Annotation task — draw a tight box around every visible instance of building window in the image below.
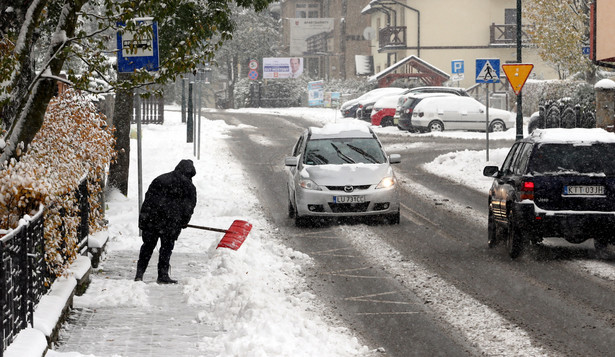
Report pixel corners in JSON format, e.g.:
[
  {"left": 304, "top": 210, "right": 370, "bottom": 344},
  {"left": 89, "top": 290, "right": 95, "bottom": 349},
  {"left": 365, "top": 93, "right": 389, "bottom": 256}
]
[{"left": 296, "top": 3, "right": 320, "bottom": 18}]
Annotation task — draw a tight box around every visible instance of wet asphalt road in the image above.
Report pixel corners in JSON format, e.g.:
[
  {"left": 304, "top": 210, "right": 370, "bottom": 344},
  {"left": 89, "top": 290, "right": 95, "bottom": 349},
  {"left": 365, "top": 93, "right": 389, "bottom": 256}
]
[{"left": 205, "top": 110, "right": 615, "bottom": 357}]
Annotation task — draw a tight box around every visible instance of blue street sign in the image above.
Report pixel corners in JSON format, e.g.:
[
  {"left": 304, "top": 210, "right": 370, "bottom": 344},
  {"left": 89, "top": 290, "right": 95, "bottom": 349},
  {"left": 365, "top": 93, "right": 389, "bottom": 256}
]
[
  {"left": 117, "top": 19, "right": 159, "bottom": 73},
  {"left": 452, "top": 60, "right": 464, "bottom": 74},
  {"left": 475, "top": 59, "right": 500, "bottom": 83},
  {"left": 582, "top": 46, "right": 590, "bottom": 56}
]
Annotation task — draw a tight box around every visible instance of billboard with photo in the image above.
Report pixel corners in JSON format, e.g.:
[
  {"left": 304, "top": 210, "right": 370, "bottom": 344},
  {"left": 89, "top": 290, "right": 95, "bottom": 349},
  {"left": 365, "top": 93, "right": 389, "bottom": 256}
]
[
  {"left": 289, "top": 18, "right": 335, "bottom": 56},
  {"left": 263, "top": 57, "right": 304, "bottom": 79}
]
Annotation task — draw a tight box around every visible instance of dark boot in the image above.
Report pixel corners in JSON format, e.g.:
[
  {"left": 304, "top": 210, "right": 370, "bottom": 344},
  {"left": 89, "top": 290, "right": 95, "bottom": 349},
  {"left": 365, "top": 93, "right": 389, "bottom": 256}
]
[
  {"left": 156, "top": 275, "right": 178, "bottom": 284},
  {"left": 157, "top": 261, "right": 177, "bottom": 284},
  {"left": 134, "top": 260, "right": 148, "bottom": 281}
]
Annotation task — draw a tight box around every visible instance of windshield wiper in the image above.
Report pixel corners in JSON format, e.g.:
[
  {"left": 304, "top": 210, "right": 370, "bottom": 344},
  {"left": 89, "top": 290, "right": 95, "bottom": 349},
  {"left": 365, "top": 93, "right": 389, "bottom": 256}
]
[
  {"left": 330, "top": 143, "right": 355, "bottom": 163},
  {"left": 346, "top": 143, "right": 379, "bottom": 163},
  {"left": 305, "top": 151, "right": 328, "bottom": 165}
]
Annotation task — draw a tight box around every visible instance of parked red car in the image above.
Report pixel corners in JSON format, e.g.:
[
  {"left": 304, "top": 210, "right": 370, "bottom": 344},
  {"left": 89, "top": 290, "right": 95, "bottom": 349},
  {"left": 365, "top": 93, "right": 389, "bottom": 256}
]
[{"left": 370, "top": 94, "right": 404, "bottom": 127}]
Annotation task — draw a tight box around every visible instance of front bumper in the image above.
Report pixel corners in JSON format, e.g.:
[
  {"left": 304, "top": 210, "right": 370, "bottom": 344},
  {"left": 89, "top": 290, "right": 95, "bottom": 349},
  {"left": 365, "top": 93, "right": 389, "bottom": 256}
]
[{"left": 295, "top": 185, "right": 400, "bottom": 218}]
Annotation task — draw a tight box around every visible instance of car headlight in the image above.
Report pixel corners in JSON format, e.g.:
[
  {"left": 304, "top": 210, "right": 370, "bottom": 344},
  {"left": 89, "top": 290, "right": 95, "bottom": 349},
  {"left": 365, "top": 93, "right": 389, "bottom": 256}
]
[
  {"left": 299, "top": 179, "right": 322, "bottom": 191},
  {"left": 376, "top": 176, "right": 396, "bottom": 189}
]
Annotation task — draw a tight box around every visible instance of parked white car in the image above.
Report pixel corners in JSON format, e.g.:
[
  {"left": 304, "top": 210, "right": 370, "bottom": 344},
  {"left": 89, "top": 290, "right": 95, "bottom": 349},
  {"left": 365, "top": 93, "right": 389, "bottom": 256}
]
[{"left": 410, "top": 96, "right": 514, "bottom": 132}]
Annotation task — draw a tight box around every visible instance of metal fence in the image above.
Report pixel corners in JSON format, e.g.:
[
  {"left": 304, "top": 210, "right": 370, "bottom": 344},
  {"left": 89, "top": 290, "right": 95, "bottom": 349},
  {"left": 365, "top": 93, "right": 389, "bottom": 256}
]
[
  {"left": 529, "top": 100, "right": 596, "bottom": 133},
  {"left": 0, "top": 208, "right": 47, "bottom": 355},
  {"left": 0, "top": 179, "right": 90, "bottom": 356},
  {"left": 131, "top": 94, "right": 164, "bottom": 125}
]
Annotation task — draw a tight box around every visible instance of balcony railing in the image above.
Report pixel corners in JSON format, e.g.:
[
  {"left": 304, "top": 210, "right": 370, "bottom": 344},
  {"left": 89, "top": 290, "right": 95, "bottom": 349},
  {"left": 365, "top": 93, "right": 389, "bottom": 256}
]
[
  {"left": 490, "top": 23, "right": 534, "bottom": 45},
  {"left": 378, "top": 26, "right": 406, "bottom": 50}
]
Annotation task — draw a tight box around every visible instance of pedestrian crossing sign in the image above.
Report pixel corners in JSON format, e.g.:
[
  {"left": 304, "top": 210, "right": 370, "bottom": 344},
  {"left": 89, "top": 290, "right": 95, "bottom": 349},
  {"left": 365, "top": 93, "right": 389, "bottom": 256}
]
[{"left": 475, "top": 59, "right": 500, "bottom": 83}]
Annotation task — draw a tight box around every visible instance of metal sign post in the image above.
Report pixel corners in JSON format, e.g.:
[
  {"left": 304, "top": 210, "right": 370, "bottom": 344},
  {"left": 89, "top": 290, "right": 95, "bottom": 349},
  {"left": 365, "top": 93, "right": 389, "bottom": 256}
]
[
  {"left": 135, "top": 89, "right": 143, "bottom": 231},
  {"left": 117, "top": 18, "right": 160, "bottom": 236},
  {"left": 475, "top": 58, "right": 501, "bottom": 162}
]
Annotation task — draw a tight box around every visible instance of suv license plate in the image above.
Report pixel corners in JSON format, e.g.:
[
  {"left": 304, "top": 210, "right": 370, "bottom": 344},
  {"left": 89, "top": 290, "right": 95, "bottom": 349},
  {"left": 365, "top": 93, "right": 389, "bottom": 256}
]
[
  {"left": 334, "top": 195, "right": 366, "bottom": 203},
  {"left": 564, "top": 185, "right": 605, "bottom": 195}
]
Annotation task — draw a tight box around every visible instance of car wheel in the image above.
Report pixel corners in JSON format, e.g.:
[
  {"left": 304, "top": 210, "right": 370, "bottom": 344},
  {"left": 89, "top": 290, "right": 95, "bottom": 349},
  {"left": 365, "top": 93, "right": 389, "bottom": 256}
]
[
  {"left": 428, "top": 120, "right": 444, "bottom": 132},
  {"left": 506, "top": 211, "right": 524, "bottom": 259},
  {"left": 295, "top": 214, "right": 311, "bottom": 227},
  {"left": 288, "top": 196, "right": 295, "bottom": 218},
  {"left": 381, "top": 117, "right": 394, "bottom": 127},
  {"left": 489, "top": 120, "right": 506, "bottom": 132},
  {"left": 487, "top": 210, "right": 498, "bottom": 248},
  {"left": 385, "top": 209, "right": 400, "bottom": 225}
]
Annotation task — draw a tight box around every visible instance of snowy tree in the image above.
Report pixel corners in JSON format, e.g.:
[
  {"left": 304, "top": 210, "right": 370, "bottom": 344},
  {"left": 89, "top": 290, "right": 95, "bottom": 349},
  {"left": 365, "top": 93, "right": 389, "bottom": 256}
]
[
  {"left": 213, "top": 3, "right": 281, "bottom": 108},
  {"left": 523, "top": 0, "right": 595, "bottom": 80},
  {"left": 0, "top": 0, "right": 275, "bottom": 172}
]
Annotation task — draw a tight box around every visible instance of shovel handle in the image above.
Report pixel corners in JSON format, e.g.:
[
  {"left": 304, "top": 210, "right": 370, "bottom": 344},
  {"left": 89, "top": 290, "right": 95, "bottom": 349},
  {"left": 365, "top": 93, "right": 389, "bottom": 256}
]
[{"left": 186, "top": 224, "right": 228, "bottom": 234}]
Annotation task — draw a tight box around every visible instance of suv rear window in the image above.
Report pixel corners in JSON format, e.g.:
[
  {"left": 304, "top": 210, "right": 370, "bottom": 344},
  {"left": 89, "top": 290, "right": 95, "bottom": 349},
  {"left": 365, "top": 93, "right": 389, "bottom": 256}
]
[
  {"left": 304, "top": 138, "right": 386, "bottom": 165},
  {"left": 528, "top": 143, "right": 615, "bottom": 175}
]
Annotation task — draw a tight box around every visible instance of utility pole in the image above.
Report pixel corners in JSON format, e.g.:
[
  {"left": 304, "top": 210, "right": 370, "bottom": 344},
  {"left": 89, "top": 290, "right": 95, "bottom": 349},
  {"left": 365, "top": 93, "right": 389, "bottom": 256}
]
[{"left": 516, "top": 0, "right": 523, "bottom": 140}]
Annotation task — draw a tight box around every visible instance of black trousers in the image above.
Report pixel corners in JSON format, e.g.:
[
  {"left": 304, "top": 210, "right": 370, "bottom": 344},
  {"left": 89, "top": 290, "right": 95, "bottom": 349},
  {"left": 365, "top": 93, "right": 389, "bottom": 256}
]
[{"left": 136, "top": 228, "right": 180, "bottom": 278}]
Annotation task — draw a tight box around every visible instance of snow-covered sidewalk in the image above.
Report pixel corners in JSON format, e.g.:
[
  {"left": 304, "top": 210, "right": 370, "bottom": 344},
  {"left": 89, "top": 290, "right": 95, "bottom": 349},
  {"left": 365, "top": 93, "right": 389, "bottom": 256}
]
[{"left": 40, "top": 107, "right": 374, "bottom": 357}]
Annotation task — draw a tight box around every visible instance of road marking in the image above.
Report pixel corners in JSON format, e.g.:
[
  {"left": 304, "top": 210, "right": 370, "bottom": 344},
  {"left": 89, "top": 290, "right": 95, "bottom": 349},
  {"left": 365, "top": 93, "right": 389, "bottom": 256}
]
[
  {"left": 400, "top": 203, "right": 424, "bottom": 226},
  {"left": 345, "top": 291, "right": 419, "bottom": 306},
  {"left": 310, "top": 247, "right": 357, "bottom": 258},
  {"left": 400, "top": 202, "right": 457, "bottom": 241},
  {"left": 325, "top": 267, "right": 384, "bottom": 279},
  {"left": 355, "top": 311, "right": 422, "bottom": 316}
]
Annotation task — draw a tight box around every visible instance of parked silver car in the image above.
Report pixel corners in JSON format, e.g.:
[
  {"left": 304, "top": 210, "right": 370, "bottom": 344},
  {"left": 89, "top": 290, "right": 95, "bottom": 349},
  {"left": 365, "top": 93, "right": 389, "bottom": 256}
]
[
  {"left": 411, "top": 96, "right": 514, "bottom": 132},
  {"left": 285, "top": 123, "right": 401, "bottom": 226}
]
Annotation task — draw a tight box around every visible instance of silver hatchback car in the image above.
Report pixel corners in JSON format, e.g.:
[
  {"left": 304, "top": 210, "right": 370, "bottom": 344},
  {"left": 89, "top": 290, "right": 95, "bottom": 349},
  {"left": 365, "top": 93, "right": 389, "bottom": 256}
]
[{"left": 285, "top": 123, "right": 401, "bottom": 226}]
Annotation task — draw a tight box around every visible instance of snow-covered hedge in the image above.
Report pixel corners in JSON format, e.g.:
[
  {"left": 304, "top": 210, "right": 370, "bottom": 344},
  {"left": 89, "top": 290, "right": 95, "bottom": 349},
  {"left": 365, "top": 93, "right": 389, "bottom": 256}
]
[
  {"left": 515, "top": 79, "right": 595, "bottom": 116},
  {"left": 0, "top": 89, "right": 115, "bottom": 279}
]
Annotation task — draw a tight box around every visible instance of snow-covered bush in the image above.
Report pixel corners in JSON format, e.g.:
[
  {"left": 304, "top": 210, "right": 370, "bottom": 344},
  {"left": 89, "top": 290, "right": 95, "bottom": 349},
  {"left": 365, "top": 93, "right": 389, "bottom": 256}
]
[
  {"left": 0, "top": 89, "right": 115, "bottom": 279},
  {"left": 517, "top": 80, "right": 595, "bottom": 116}
]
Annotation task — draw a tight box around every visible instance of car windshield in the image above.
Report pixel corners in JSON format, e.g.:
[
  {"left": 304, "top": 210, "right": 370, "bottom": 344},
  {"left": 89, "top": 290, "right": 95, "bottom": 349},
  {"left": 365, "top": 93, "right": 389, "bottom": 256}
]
[
  {"left": 528, "top": 143, "right": 615, "bottom": 175},
  {"left": 303, "top": 138, "right": 387, "bottom": 165}
]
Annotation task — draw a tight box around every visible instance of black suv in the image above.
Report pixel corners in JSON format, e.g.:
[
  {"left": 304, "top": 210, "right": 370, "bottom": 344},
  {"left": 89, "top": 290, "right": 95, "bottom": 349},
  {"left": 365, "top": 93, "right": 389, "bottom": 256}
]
[{"left": 483, "top": 128, "right": 615, "bottom": 258}]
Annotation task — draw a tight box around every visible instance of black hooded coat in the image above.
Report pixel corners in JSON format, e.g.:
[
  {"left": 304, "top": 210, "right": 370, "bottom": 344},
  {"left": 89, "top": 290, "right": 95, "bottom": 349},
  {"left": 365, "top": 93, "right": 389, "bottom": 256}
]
[{"left": 138, "top": 159, "right": 197, "bottom": 234}]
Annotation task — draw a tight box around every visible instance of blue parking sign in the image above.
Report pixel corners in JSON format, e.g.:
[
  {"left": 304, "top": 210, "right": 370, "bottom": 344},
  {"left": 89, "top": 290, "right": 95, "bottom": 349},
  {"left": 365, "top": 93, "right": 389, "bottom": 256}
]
[{"left": 452, "top": 60, "right": 464, "bottom": 74}]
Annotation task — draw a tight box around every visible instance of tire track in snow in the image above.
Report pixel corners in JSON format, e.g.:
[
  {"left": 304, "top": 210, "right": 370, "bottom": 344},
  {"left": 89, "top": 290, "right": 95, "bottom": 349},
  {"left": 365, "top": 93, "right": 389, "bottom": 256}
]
[
  {"left": 340, "top": 222, "right": 557, "bottom": 357},
  {"left": 339, "top": 176, "right": 559, "bottom": 356}
]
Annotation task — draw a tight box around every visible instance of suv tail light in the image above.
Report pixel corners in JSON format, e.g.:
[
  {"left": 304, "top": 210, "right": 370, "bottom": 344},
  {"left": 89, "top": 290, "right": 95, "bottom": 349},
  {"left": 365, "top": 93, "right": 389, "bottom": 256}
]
[
  {"left": 520, "top": 180, "right": 534, "bottom": 200},
  {"left": 404, "top": 108, "right": 413, "bottom": 114}
]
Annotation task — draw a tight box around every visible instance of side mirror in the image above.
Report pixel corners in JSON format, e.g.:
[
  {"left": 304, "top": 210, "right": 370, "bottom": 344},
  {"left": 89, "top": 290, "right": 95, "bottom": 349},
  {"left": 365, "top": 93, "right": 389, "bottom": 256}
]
[
  {"left": 483, "top": 166, "right": 499, "bottom": 177},
  {"left": 389, "top": 154, "right": 401, "bottom": 164},
  {"left": 285, "top": 156, "right": 299, "bottom": 167}
]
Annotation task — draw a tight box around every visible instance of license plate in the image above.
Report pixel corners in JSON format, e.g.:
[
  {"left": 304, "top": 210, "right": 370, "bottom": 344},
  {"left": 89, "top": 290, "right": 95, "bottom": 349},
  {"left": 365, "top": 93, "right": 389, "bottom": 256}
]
[
  {"left": 564, "top": 185, "right": 605, "bottom": 195},
  {"left": 333, "top": 195, "right": 365, "bottom": 203}
]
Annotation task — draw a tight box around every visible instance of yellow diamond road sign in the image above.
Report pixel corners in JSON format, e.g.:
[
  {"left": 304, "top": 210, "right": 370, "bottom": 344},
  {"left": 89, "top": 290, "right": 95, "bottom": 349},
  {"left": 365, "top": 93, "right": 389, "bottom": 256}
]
[{"left": 502, "top": 64, "right": 534, "bottom": 95}]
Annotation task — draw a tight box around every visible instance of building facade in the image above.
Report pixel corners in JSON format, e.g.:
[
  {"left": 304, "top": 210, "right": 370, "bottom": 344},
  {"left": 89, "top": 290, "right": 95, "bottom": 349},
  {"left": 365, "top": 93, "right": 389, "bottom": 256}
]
[
  {"left": 362, "top": 0, "right": 559, "bottom": 89},
  {"left": 278, "top": 0, "right": 373, "bottom": 79}
]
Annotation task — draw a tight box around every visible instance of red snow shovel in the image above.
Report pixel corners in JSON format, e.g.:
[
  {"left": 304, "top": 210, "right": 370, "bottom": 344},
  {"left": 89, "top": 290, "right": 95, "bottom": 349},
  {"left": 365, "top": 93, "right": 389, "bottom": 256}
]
[{"left": 187, "top": 220, "right": 252, "bottom": 250}]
